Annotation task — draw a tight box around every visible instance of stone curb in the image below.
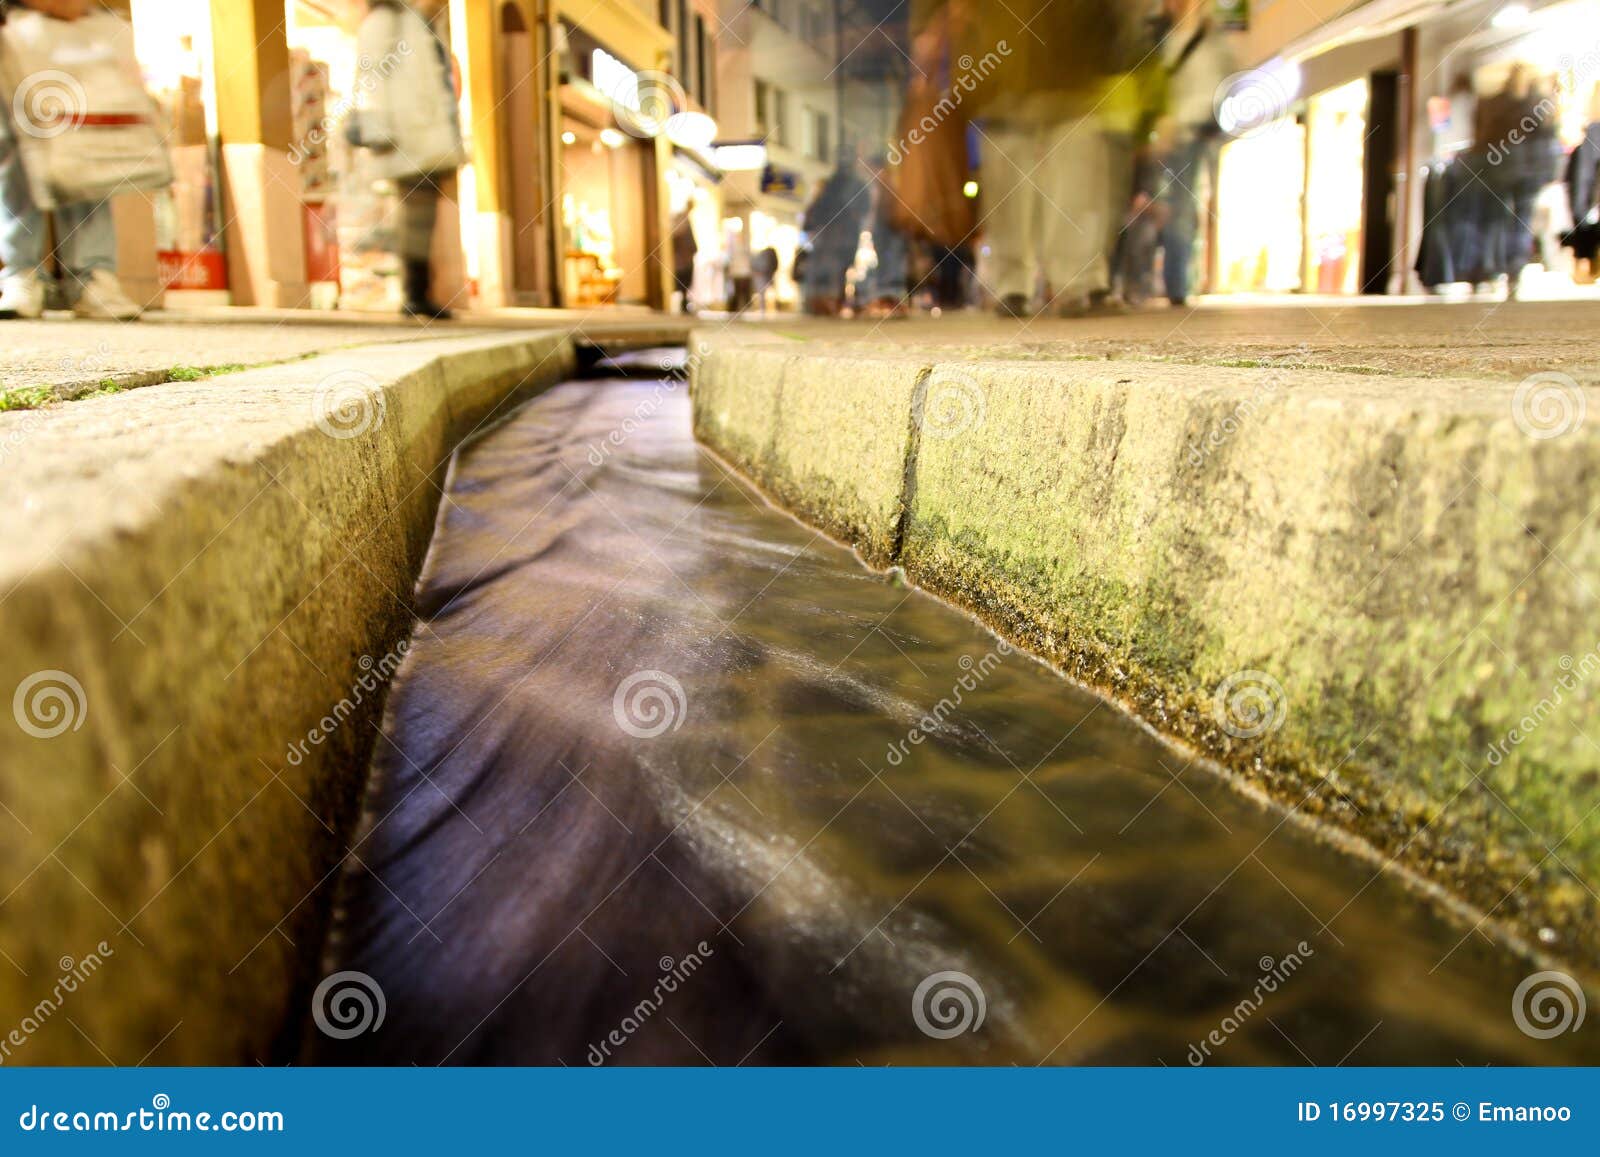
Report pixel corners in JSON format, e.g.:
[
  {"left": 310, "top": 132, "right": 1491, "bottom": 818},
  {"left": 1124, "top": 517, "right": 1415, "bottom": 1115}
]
[
  {"left": 0, "top": 332, "right": 576, "bottom": 1063},
  {"left": 690, "top": 328, "right": 1600, "bottom": 972}
]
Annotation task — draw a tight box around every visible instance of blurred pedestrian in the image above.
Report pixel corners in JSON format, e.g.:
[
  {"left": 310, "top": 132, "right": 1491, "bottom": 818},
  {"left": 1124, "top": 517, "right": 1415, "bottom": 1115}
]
[
  {"left": 863, "top": 156, "right": 910, "bottom": 317},
  {"left": 1475, "top": 65, "right": 1562, "bottom": 300},
  {"left": 726, "top": 225, "right": 752, "bottom": 313},
  {"left": 913, "top": 0, "right": 1144, "bottom": 317},
  {"left": 801, "top": 153, "right": 868, "bottom": 317},
  {"left": 350, "top": 0, "right": 466, "bottom": 320},
  {"left": 751, "top": 244, "right": 778, "bottom": 316},
  {"left": 671, "top": 207, "right": 697, "bottom": 313},
  {"left": 0, "top": 0, "right": 144, "bottom": 320},
  {"left": 1152, "top": 0, "right": 1231, "bottom": 306}
]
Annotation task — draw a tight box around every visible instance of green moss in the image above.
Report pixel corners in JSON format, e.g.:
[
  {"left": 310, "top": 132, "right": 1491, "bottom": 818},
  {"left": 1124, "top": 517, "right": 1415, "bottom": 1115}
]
[{"left": 0, "top": 385, "right": 56, "bottom": 411}]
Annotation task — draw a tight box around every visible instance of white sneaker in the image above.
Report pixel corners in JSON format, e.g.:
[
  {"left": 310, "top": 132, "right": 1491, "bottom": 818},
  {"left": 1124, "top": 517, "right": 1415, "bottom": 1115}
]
[
  {"left": 0, "top": 271, "right": 45, "bottom": 320},
  {"left": 73, "top": 270, "right": 141, "bottom": 321}
]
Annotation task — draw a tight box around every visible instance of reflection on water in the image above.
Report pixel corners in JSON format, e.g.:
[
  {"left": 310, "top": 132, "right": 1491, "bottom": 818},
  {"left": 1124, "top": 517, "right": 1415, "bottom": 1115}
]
[{"left": 312, "top": 364, "right": 1598, "bottom": 1066}]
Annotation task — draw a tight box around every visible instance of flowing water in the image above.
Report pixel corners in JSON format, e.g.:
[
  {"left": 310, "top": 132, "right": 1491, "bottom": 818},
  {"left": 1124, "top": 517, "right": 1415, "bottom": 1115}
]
[{"left": 311, "top": 354, "right": 1598, "bottom": 1066}]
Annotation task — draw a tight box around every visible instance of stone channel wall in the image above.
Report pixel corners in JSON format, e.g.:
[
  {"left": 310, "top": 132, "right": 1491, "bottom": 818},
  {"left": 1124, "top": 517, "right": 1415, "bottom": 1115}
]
[
  {"left": 0, "top": 333, "right": 575, "bottom": 1064},
  {"left": 690, "top": 329, "right": 1600, "bottom": 972}
]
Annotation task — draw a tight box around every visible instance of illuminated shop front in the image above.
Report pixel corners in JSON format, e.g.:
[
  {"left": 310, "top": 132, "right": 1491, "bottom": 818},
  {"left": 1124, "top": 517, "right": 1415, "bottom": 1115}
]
[
  {"left": 128, "top": 0, "right": 228, "bottom": 302},
  {"left": 1303, "top": 78, "right": 1369, "bottom": 294},
  {"left": 557, "top": 28, "right": 665, "bottom": 307}
]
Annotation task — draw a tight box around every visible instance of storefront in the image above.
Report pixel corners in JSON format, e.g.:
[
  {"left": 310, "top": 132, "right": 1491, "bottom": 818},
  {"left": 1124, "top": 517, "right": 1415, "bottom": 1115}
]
[
  {"left": 1413, "top": 0, "right": 1600, "bottom": 295},
  {"left": 285, "top": 0, "right": 468, "bottom": 311},
  {"left": 556, "top": 25, "right": 665, "bottom": 307},
  {"left": 667, "top": 149, "right": 724, "bottom": 310},
  {"left": 128, "top": 0, "right": 228, "bottom": 304}
]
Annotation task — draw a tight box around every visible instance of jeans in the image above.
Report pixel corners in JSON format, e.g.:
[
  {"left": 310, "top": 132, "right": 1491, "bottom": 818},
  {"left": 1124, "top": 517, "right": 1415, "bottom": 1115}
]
[
  {"left": 865, "top": 224, "right": 908, "bottom": 303},
  {"left": 1158, "top": 137, "right": 1208, "bottom": 303},
  {"left": 0, "top": 117, "right": 118, "bottom": 296}
]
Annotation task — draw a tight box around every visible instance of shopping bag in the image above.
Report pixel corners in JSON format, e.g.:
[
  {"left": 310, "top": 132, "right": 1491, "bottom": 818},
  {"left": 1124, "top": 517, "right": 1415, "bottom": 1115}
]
[
  {"left": 0, "top": 7, "right": 173, "bottom": 210},
  {"left": 888, "top": 75, "right": 977, "bottom": 249}
]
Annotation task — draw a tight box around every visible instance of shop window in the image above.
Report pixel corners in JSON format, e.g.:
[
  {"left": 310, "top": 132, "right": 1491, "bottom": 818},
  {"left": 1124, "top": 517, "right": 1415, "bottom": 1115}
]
[
  {"left": 774, "top": 88, "right": 790, "bottom": 148},
  {"left": 677, "top": 0, "right": 692, "bottom": 95},
  {"left": 755, "top": 79, "right": 771, "bottom": 137},
  {"left": 696, "top": 16, "right": 710, "bottom": 110}
]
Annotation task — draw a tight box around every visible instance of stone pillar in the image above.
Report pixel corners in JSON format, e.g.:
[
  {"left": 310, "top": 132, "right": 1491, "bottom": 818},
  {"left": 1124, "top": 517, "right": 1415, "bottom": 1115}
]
[{"left": 209, "top": 0, "right": 309, "bottom": 308}]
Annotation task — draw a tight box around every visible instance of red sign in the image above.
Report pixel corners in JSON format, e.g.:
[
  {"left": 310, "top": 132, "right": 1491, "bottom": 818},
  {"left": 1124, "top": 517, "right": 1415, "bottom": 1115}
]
[
  {"left": 303, "top": 202, "right": 341, "bottom": 285},
  {"left": 157, "top": 250, "right": 228, "bottom": 292}
]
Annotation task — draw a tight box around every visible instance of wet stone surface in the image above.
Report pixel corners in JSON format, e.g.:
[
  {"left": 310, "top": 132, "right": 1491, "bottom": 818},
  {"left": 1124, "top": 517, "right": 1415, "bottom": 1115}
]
[{"left": 310, "top": 363, "right": 1600, "bottom": 1066}]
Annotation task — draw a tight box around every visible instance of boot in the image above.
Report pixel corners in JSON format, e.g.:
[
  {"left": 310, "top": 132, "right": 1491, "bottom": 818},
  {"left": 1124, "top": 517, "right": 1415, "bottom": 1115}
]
[{"left": 401, "top": 259, "right": 452, "bottom": 321}]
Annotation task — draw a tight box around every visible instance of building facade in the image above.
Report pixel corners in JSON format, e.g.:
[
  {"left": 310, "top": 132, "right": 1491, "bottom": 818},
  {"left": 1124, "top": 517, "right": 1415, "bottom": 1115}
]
[
  {"left": 1213, "top": 0, "right": 1600, "bottom": 299},
  {"left": 93, "top": 0, "right": 720, "bottom": 314}
]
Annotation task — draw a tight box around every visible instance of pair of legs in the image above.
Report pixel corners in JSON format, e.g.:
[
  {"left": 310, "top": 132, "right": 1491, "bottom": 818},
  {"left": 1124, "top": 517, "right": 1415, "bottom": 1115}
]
[
  {"left": 396, "top": 171, "right": 450, "bottom": 319},
  {"left": 984, "top": 116, "right": 1113, "bottom": 312},
  {"left": 1158, "top": 137, "right": 1208, "bottom": 306},
  {"left": 864, "top": 223, "right": 909, "bottom": 309},
  {"left": 803, "top": 243, "right": 853, "bottom": 315},
  {"left": 0, "top": 115, "right": 131, "bottom": 317}
]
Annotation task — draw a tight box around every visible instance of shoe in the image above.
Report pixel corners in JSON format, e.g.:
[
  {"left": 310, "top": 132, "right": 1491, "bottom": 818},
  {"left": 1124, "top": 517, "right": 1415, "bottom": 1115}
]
[
  {"left": 401, "top": 258, "right": 453, "bottom": 321},
  {"left": 0, "top": 271, "right": 45, "bottom": 319},
  {"left": 73, "top": 270, "right": 141, "bottom": 320},
  {"left": 996, "top": 293, "right": 1031, "bottom": 318}
]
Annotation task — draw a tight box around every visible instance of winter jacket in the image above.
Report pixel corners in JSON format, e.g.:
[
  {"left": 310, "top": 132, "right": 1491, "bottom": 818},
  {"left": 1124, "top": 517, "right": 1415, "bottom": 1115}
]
[{"left": 352, "top": 1, "right": 465, "bottom": 181}]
